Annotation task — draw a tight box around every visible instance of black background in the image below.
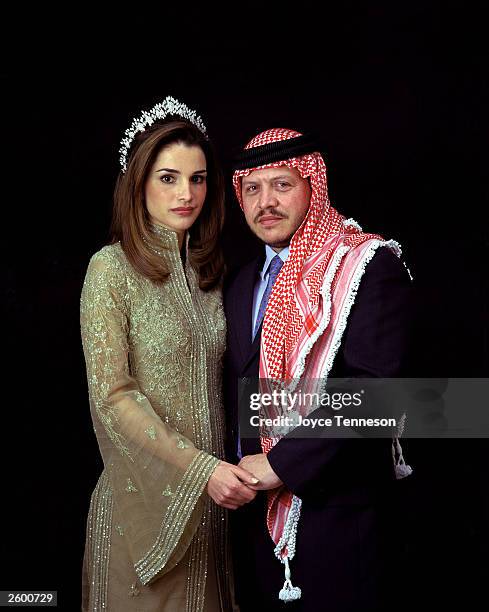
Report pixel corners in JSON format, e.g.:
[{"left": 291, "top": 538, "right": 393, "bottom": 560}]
[{"left": 2, "top": 2, "right": 488, "bottom": 610}]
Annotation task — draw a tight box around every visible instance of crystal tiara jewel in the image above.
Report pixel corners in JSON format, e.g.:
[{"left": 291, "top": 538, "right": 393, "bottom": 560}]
[{"left": 118, "top": 96, "right": 207, "bottom": 172}]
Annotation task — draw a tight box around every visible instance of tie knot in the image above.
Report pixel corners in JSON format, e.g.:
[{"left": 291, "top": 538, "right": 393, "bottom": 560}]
[{"left": 268, "top": 255, "right": 283, "bottom": 282}]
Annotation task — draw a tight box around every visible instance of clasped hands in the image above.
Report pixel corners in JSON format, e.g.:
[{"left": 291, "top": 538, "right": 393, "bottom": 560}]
[{"left": 207, "top": 453, "right": 283, "bottom": 510}]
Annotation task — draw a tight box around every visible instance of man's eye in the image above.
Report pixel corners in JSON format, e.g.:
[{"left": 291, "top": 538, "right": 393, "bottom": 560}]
[
  {"left": 160, "top": 175, "right": 175, "bottom": 183},
  {"left": 245, "top": 185, "right": 257, "bottom": 192},
  {"left": 277, "top": 182, "right": 291, "bottom": 189}
]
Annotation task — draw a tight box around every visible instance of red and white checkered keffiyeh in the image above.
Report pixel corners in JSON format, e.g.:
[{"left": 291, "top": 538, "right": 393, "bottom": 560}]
[
  {"left": 233, "top": 128, "right": 385, "bottom": 383},
  {"left": 233, "top": 128, "right": 407, "bottom": 601}
]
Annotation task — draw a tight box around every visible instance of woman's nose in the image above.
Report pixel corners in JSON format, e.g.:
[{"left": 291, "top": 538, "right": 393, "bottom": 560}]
[{"left": 178, "top": 181, "right": 192, "bottom": 202}]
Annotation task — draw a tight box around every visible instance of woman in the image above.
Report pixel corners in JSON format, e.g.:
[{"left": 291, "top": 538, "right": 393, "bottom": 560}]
[{"left": 80, "top": 98, "right": 256, "bottom": 611}]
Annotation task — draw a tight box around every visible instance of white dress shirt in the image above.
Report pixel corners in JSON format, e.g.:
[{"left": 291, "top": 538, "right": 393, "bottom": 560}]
[{"left": 251, "top": 245, "right": 290, "bottom": 340}]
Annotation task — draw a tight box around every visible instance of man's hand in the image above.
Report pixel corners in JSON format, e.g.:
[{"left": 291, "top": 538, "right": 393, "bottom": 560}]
[
  {"left": 238, "top": 454, "right": 283, "bottom": 490},
  {"left": 207, "top": 461, "right": 259, "bottom": 510}
]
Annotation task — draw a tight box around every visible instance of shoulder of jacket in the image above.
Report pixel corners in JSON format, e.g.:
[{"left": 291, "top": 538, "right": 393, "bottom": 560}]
[{"left": 224, "top": 256, "right": 261, "bottom": 291}]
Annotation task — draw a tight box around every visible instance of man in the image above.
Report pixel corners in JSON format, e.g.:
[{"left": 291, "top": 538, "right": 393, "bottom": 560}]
[{"left": 223, "top": 129, "right": 413, "bottom": 611}]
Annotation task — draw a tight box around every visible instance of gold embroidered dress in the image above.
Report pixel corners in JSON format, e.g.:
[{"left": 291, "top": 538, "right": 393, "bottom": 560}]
[{"left": 80, "top": 224, "right": 229, "bottom": 611}]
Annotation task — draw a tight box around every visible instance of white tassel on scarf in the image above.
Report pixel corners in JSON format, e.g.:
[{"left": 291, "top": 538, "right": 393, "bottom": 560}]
[
  {"left": 279, "top": 557, "right": 302, "bottom": 602},
  {"left": 392, "top": 437, "right": 413, "bottom": 479},
  {"left": 392, "top": 412, "right": 413, "bottom": 479},
  {"left": 274, "top": 496, "right": 302, "bottom": 602}
]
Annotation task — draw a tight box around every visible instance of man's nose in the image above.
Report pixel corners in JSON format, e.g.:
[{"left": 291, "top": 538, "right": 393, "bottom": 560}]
[{"left": 257, "top": 187, "right": 278, "bottom": 209}]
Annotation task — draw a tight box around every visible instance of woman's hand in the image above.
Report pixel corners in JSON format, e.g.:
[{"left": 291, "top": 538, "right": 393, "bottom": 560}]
[{"left": 207, "top": 461, "right": 259, "bottom": 510}]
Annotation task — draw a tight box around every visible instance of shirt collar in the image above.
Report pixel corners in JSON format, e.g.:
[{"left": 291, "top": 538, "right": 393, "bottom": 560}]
[{"left": 260, "top": 245, "right": 290, "bottom": 281}]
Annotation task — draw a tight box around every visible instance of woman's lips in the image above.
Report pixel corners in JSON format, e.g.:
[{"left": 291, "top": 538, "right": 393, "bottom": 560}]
[
  {"left": 258, "top": 215, "right": 284, "bottom": 227},
  {"left": 171, "top": 207, "right": 195, "bottom": 216}
]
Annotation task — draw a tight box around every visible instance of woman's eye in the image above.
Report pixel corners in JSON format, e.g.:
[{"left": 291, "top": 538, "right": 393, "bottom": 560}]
[
  {"left": 160, "top": 175, "right": 175, "bottom": 184},
  {"left": 191, "top": 175, "right": 206, "bottom": 183}
]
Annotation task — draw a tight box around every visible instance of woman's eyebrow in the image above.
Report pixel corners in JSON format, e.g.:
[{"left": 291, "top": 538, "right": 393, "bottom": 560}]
[{"left": 156, "top": 168, "right": 207, "bottom": 173}]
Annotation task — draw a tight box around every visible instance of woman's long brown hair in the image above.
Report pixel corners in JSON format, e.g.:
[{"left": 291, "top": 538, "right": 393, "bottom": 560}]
[{"left": 110, "top": 120, "right": 225, "bottom": 291}]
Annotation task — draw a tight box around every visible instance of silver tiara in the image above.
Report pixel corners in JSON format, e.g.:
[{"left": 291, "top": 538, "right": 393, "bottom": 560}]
[{"left": 118, "top": 96, "right": 207, "bottom": 173}]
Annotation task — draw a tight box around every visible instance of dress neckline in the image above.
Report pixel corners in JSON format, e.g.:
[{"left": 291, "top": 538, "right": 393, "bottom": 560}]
[{"left": 148, "top": 223, "right": 195, "bottom": 297}]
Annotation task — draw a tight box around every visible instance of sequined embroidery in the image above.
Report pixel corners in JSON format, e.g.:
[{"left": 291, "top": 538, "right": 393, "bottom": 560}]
[
  {"left": 84, "top": 471, "right": 112, "bottom": 610},
  {"left": 144, "top": 425, "right": 157, "bottom": 440},
  {"left": 99, "top": 407, "right": 132, "bottom": 460},
  {"left": 80, "top": 229, "right": 228, "bottom": 609},
  {"left": 135, "top": 452, "right": 220, "bottom": 584},
  {"left": 128, "top": 582, "right": 140, "bottom": 597},
  {"left": 125, "top": 478, "right": 138, "bottom": 493},
  {"left": 115, "top": 524, "right": 124, "bottom": 536}
]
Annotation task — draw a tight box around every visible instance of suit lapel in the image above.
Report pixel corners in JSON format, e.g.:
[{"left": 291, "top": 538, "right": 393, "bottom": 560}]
[
  {"left": 232, "top": 256, "right": 262, "bottom": 368},
  {"left": 242, "top": 323, "right": 262, "bottom": 374}
]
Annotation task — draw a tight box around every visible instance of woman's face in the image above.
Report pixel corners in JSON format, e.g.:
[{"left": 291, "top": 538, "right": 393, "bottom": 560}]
[{"left": 145, "top": 142, "right": 207, "bottom": 243}]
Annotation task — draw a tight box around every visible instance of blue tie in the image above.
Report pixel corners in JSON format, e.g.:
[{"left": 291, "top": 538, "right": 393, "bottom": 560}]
[{"left": 253, "top": 255, "right": 284, "bottom": 339}]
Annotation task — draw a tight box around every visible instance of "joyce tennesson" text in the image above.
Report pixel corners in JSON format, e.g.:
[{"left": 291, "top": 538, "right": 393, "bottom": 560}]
[{"left": 249, "top": 414, "right": 398, "bottom": 428}]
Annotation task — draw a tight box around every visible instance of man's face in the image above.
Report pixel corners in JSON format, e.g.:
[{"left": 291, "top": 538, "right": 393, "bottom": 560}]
[{"left": 241, "top": 166, "right": 311, "bottom": 251}]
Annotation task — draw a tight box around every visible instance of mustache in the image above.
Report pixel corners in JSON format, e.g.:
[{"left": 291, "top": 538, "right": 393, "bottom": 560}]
[{"left": 254, "top": 210, "right": 288, "bottom": 223}]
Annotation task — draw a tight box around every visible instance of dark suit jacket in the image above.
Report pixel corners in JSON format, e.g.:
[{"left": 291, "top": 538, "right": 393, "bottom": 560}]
[{"left": 223, "top": 247, "right": 413, "bottom": 612}]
